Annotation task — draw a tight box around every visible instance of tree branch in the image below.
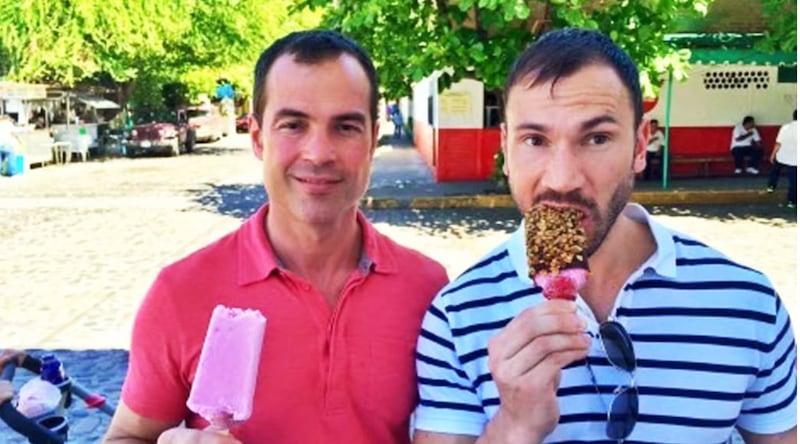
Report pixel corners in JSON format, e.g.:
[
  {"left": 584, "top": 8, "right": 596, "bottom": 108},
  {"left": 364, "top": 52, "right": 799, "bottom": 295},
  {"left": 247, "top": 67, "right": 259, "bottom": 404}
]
[
  {"left": 472, "top": 4, "right": 488, "bottom": 40},
  {"left": 531, "top": 0, "right": 552, "bottom": 37}
]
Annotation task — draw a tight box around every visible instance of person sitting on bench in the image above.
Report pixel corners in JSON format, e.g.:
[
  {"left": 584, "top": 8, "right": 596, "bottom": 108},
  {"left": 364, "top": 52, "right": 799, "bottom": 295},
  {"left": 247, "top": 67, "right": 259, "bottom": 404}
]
[
  {"left": 644, "top": 118, "right": 664, "bottom": 180},
  {"left": 730, "top": 115, "right": 763, "bottom": 175}
]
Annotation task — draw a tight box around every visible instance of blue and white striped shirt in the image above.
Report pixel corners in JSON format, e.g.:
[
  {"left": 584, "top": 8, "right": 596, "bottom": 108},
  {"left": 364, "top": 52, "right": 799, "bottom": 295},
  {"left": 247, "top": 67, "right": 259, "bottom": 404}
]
[{"left": 415, "top": 204, "right": 797, "bottom": 443}]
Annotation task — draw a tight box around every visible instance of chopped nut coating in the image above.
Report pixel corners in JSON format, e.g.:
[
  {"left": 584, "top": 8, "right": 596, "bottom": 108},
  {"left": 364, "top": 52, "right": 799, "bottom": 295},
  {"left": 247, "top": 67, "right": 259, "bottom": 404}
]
[{"left": 524, "top": 205, "right": 587, "bottom": 277}]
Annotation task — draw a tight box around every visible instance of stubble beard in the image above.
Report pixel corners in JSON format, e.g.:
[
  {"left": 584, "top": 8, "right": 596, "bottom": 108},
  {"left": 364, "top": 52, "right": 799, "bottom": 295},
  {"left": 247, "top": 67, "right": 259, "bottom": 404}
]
[{"left": 584, "top": 171, "right": 634, "bottom": 257}]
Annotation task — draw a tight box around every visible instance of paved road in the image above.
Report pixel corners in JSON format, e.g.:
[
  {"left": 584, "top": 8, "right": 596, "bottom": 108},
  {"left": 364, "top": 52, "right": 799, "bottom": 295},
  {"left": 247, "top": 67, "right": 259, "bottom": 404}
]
[{"left": 0, "top": 134, "right": 793, "bottom": 442}]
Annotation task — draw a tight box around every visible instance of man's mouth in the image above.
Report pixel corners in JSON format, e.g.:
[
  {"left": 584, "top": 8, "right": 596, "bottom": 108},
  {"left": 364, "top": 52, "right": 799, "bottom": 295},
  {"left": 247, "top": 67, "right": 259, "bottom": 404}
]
[{"left": 295, "top": 176, "right": 340, "bottom": 185}]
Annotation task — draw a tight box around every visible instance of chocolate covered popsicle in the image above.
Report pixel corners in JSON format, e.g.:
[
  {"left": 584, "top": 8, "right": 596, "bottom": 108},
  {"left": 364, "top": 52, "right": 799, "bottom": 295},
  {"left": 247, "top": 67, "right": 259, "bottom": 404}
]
[{"left": 524, "top": 205, "right": 589, "bottom": 300}]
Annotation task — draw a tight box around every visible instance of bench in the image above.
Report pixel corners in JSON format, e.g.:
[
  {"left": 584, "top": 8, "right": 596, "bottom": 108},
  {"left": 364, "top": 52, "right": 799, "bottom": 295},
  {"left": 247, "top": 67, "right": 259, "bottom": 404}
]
[
  {"left": 646, "top": 155, "right": 731, "bottom": 177},
  {"left": 648, "top": 154, "right": 772, "bottom": 178},
  {"left": 669, "top": 155, "right": 731, "bottom": 177}
]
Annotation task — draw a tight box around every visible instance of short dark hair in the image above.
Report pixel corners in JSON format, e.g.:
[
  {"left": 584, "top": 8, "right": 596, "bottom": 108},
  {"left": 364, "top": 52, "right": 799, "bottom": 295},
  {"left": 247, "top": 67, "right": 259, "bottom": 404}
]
[
  {"left": 503, "top": 28, "right": 643, "bottom": 130},
  {"left": 252, "top": 30, "right": 378, "bottom": 126},
  {"left": 793, "top": 110, "right": 797, "bottom": 121},
  {"left": 743, "top": 116, "right": 755, "bottom": 125},
  {"left": 650, "top": 119, "right": 659, "bottom": 126}
]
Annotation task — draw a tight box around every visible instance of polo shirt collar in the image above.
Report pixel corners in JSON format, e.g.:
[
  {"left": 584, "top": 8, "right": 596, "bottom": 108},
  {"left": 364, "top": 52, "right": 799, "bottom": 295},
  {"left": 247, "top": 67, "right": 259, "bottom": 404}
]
[
  {"left": 507, "top": 203, "right": 677, "bottom": 284},
  {"left": 624, "top": 203, "right": 677, "bottom": 279},
  {"left": 357, "top": 210, "right": 398, "bottom": 275},
  {"left": 238, "top": 204, "right": 395, "bottom": 286},
  {"left": 238, "top": 204, "right": 279, "bottom": 286}
]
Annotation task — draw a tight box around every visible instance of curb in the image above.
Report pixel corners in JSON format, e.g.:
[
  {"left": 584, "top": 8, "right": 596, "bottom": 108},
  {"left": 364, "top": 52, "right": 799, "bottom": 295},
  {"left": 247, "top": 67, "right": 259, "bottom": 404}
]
[
  {"left": 360, "top": 189, "right": 782, "bottom": 210},
  {"left": 631, "top": 189, "right": 782, "bottom": 206}
]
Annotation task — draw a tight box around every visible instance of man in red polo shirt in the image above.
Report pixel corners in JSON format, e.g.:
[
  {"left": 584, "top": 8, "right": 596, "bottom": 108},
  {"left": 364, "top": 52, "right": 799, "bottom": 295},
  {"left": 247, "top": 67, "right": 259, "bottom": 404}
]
[{"left": 104, "top": 30, "right": 448, "bottom": 444}]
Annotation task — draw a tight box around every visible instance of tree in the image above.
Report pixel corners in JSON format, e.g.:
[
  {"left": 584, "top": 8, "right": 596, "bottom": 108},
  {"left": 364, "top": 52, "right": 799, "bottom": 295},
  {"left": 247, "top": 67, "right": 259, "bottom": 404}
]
[
  {"left": 757, "top": 0, "right": 796, "bottom": 52},
  {"left": 298, "top": 0, "right": 710, "bottom": 99},
  {"left": 0, "top": 0, "right": 320, "bottom": 109}
]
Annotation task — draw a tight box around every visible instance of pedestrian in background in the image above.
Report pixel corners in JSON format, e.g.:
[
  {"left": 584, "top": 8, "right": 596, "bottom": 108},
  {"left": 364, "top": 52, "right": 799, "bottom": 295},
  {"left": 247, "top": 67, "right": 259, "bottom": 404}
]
[
  {"left": 104, "top": 30, "right": 448, "bottom": 444},
  {"left": 413, "top": 28, "right": 796, "bottom": 444},
  {"left": 730, "top": 115, "right": 764, "bottom": 175},
  {"left": 643, "top": 118, "right": 663, "bottom": 180},
  {"left": 0, "top": 115, "right": 22, "bottom": 170},
  {"left": 767, "top": 109, "right": 797, "bottom": 209},
  {"left": 390, "top": 101, "right": 404, "bottom": 138}
]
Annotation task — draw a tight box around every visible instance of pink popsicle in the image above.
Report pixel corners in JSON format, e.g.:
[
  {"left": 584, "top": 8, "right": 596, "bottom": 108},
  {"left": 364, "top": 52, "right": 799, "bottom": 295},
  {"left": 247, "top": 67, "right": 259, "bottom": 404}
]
[{"left": 187, "top": 305, "right": 267, "bottom": 429}]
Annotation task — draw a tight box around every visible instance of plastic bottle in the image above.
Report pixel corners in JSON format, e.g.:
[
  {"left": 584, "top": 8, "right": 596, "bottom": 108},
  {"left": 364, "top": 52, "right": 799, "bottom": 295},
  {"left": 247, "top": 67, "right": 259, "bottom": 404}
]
[
  {"left": 40, "top": 354, "right": 66, "bottom": 385},
  {"left": 40, "top": 353, "right": 72, "bottom": 411}
]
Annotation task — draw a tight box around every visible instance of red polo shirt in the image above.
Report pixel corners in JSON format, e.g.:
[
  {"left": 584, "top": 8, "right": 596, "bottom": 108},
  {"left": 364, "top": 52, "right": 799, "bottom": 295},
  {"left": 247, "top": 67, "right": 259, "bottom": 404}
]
[{"left": 121, "top": 204, "right": 448, "bottom": 443}]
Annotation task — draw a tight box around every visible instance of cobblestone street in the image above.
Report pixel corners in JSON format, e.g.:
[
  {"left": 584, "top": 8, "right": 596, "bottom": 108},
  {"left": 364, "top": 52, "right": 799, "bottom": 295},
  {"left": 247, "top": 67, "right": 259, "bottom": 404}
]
[{"left": 0, "top": 135, "right": 795, "bottom": 442}]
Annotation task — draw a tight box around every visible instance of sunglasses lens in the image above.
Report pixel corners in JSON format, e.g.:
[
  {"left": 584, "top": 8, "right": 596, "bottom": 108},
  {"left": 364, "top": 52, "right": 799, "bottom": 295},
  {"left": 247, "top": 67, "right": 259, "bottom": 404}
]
[
  {"left": 600, "top": 321, "right": 636, "bottom": 372},
  {"left": 607, "top": 386, "right": 639, "bottom": 439}
]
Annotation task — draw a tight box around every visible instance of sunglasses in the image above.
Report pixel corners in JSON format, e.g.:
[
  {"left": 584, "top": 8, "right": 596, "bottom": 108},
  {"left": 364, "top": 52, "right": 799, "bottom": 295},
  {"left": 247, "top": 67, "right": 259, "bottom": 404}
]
[{"left": 585, "top": 320, "right": 639, "bottom": 442}]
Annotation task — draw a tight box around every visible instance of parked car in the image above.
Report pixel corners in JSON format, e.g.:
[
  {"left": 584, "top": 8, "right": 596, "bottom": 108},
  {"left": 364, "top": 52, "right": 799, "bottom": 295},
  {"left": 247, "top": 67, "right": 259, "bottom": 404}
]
[
  {"left": 126, "top": 110, "right": 195, "bottom": 157},
  {"left": 236, "top": 114, "right": 250, "bottom": 133},
  {"left": 185, "top": 105, "right": 228, "bottom": 142}
]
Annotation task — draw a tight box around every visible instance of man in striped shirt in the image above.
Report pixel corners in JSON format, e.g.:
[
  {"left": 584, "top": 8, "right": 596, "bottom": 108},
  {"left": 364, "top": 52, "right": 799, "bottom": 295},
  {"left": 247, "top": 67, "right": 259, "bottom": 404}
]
[{"left": 413, "top": 28, "right": 796, "bottom": 444}]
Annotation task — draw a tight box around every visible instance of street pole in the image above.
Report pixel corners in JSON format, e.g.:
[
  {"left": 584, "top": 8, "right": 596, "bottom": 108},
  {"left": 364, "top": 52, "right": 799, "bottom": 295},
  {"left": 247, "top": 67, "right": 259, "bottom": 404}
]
[{"left": 662, "top": 69, "right": 674, "bottom": 190}]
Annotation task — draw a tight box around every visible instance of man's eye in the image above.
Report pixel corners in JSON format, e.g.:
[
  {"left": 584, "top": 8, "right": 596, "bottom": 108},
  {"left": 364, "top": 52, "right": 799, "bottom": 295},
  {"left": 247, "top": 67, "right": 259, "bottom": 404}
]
[
  {"left": 523, "top": 135, "right": 545, "bottom": 146},
  {"left": 337, "top": 123, "right": 362, "bottom": 134},
  {"left": 278, "top": 120, "right": 304, "bottom": 131},
  {"left": 588, "top": 134, "right": 610, "bottom": 145}
]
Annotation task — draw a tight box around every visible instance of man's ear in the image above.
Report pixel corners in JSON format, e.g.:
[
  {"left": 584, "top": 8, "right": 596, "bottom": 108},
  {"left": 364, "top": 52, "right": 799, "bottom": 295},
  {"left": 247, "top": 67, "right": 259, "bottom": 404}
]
[
  {"left": 500, "top": 122, "right": 510, "bottom": 176},
  {"left": 633, "top": 118, "right": 648, "bottom": 174},
  {"left": 249, "top": 114, "right": 264, "bottom": 160}
]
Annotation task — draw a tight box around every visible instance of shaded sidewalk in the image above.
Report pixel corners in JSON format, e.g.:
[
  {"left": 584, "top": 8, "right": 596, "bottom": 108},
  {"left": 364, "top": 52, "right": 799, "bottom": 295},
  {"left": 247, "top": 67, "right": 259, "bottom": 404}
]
[{"left": 364, "top": 137, "right": 789, "bottom": 209}]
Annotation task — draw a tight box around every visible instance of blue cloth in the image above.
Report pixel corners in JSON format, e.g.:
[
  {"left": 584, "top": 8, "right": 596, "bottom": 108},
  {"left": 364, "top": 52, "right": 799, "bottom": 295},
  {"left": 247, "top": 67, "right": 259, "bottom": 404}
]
[
  {"left": 215, "top": 83, "right": 235, "bottom": 100},
  {"left": 1, "top": 152, "right": 24, "bottom": 176},
  {"left": 0, "top": 144, "right": 13, "bottom": 175}
]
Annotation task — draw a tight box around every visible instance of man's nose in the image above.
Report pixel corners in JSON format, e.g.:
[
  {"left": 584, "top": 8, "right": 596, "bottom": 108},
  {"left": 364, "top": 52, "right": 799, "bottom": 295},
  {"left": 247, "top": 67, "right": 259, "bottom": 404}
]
[
  {"left": 539, "top": 145, "right": 585, "bottom": 193},
  {"left": 302, "top": 129, "right": 335, "bottom": 164}
]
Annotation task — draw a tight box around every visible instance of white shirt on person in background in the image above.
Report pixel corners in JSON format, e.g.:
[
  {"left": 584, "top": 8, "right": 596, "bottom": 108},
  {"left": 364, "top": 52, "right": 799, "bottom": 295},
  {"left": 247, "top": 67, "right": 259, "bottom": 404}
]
[
  {"left": 730, "top": 123, "right": 761, "bottom": 149},
  {"left": 774, "top": 120, "right": 797, "bottom": 167},
  {"left": 647, "top": 129, "right": 664, "bottom": 153},
  {"left": 0, "top": 119, "right": 20, "bottom": 151}
]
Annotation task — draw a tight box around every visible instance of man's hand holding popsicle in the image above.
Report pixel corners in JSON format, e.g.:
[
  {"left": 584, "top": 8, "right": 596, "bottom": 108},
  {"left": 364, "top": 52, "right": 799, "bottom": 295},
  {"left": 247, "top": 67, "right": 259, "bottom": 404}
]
[
  {"left": 157, "top": 427, "right": 243, "bottom": 444},
  {"left": 480, "top": 205, "right": 592, "bottom": 443}
]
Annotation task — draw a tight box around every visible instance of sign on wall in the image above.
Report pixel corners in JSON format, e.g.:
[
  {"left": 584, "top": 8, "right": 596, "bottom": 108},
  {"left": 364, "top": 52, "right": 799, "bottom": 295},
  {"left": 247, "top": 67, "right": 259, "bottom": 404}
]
[{"left": 439, "top": 91, "right": 472, "bottom": 115}]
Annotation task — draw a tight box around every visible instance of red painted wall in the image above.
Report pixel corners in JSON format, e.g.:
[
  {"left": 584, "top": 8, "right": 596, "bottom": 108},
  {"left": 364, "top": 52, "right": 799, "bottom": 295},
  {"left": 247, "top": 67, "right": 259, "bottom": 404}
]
[{"left": 666, "top": 125, "right": 779, "bottom": 175}]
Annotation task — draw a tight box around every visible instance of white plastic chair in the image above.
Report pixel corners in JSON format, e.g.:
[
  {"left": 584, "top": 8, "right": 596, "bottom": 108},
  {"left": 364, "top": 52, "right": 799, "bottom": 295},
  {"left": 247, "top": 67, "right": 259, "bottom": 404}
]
[
  {"left": 71, "top": 135, "right": 90, "bottom": 162},
  {"left": 50, "top": 141, "right": 72, "bottom": 164},
  {"left": 52, "top": 132, "right": 90, "bottom": 163}
]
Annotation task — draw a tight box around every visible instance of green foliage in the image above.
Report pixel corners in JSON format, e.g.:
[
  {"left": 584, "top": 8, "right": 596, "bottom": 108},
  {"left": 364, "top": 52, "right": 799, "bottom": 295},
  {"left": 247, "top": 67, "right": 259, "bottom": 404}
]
[
  {"left": 0, "top": 0, "right": 321, "bottom": 110},
  {"left": 162, "top": 82, "right": 191, "bottom": 110},
  {"left": 490, "top": 147, "right": 508, "bottom": 192},
  {"left": 298, "top": 0, "right": 711, "bottom": 100},
  {"left": 756, "top": 0, "right": 797, "bottom": 52}
]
